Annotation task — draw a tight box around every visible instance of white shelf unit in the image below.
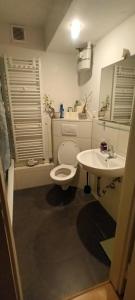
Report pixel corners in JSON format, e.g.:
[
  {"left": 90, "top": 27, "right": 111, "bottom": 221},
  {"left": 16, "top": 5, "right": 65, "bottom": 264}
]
[{"left": 4, "top": 56, "right": 45, "bottom": 163}]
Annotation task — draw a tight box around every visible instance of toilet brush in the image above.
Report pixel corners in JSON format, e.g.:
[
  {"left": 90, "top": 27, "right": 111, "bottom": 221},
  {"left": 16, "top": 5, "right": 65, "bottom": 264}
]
[{"left": 84, "top": 172, "right": 91, "bottom": 194}]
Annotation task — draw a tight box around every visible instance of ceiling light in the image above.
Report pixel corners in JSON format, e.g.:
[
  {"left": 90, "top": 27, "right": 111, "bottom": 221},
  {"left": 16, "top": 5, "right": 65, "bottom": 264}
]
[{"left": 70, "top": 19, "right": 81, "bottom": 40}]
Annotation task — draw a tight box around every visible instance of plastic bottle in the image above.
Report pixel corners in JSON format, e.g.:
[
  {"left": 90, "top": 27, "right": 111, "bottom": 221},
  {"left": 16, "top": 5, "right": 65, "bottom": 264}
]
[
  {"left": 74, "top": 100, "right": 81, "bottom": 112},
  {"left": 60, "top": 104, "right": 64, "bottom": 118}
]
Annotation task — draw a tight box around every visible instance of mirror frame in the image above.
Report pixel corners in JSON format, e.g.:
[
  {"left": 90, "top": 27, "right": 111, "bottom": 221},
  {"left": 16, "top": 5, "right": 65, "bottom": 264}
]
[{"left": 98, "top": 55, "right": 135, "bottom": 127}]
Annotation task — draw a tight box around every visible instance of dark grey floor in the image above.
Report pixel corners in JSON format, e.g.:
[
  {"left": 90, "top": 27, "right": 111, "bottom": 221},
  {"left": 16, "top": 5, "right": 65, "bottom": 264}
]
[{"left": 13, "top": 185, "right": 116, "bottom": 300}]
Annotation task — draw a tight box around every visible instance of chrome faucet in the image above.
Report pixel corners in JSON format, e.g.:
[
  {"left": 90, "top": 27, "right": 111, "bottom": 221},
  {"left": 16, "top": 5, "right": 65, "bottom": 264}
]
[{"left": 107, "top": 144, "right": 115, "bottom": 159}]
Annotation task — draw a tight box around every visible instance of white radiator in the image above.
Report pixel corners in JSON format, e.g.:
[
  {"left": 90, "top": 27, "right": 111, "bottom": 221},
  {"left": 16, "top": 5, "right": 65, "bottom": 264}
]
[
  {"left": 4, "top": 56, "right": 46, "bottom": 162},
  {"left": 111, "top": 65, "right": 135, "bottom": 124}
]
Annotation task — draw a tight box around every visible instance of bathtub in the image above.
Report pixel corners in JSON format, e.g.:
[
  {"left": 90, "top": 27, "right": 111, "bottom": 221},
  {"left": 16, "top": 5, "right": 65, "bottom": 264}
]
[
  {"left": 14, "top": 162, "right": 54, "bottom": 190},
  {"left": 6, "top": 160, "right": 54, "bottom": 224}
]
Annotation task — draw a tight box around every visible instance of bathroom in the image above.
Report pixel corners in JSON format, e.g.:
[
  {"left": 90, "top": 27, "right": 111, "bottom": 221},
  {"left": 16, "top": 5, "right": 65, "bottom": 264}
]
[{"left": 0, "top": 1, "right": 135, "bottom": 300}]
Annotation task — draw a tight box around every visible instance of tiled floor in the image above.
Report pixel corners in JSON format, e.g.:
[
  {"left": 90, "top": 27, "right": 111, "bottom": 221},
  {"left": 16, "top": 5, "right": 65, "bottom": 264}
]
[{"left": 13, "top": 185, "right": 116, "bottom": 300}]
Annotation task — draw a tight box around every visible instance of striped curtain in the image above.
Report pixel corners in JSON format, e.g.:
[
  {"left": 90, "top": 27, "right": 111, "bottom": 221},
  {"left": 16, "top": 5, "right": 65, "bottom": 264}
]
[{"left": 0, "top": 80, "right": 10, "bottom": 172}]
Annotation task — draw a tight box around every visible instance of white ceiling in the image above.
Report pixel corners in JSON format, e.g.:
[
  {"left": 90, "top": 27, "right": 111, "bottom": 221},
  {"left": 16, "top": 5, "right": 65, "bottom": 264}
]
[
  {"left": 48, "top": 0, "right": 135, "bottom": 53},
  {"left": 0, "top": 0, "right": 135, "bottom": 53},
  {"left": 0, "top": 0, "right": 73, "bottom": 49},
  {"left": 0, "top": 0, "right": 53, "bottom": 27}
]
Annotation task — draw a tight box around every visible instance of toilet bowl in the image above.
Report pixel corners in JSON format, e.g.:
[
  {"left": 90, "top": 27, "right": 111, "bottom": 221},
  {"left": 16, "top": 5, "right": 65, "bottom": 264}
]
[{"left": 50, "top": 141, "right": 80, "bottom": 189}]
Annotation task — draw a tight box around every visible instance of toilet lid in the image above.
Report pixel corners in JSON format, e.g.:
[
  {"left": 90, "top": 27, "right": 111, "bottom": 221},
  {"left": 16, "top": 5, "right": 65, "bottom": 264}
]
[{"left": 58, "top": 141, "right": 80, "bottom": 167}]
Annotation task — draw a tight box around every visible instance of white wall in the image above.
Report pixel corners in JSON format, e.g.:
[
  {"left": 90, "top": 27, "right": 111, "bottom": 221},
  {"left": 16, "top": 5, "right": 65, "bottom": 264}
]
[
  {"left": 92, "top": 120, "right": 129, "bottom": 157},
  {"left": 78, "top": 14, "right": 135, "bottom": 220},
  {"left": 91, "top": 119, "right": 130, "bottom": 221},
  {"left": 42, "top": 51, "right": 79, "bottom": 111},
  {"left": 80, "top": 13, "right": 135, "bottom": 115},
  {"left": 1, "top": 14, "right": 134, "bottom": 220},
  {"left": 0, "top": 44, "right": 79, "bottom": 111}
]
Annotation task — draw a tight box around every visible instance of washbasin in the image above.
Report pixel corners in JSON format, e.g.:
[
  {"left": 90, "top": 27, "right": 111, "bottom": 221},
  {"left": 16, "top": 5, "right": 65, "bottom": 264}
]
[{"left": 77, "top": 148, "right": 125, "bottom": 177}]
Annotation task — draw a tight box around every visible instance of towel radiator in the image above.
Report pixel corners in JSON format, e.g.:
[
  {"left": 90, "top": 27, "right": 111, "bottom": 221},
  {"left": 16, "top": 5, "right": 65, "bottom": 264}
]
[
  {"left": 4, "top": 56, "right": 46, "bottom": 163},
  {"left": 111, "top": 65, "right": 135, "bottom": 124}
]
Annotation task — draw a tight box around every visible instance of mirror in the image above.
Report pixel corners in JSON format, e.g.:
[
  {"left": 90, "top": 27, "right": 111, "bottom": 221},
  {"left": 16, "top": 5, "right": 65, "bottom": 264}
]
[{"left": 98, "top": 55, "right": 135, "bottom": 125}]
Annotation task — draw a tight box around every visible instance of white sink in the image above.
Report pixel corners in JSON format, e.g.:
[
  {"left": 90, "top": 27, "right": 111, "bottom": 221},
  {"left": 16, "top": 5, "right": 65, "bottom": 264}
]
[{"left": 77, "top": 148, "right": 125, "bottom": 177}]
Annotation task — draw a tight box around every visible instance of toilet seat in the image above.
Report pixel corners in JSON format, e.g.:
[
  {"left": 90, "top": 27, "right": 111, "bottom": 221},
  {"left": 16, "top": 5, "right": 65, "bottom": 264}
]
[
  {"left": 50, "top": 141, "right": 80, "bottom": 187},
  {"left": 50, "top": 164, "right": 77, "bottom": 182}
]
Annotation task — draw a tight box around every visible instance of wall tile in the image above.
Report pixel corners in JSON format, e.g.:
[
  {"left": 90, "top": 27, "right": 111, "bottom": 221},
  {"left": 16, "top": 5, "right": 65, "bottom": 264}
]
[
  {"left": 92, "top": 120, "right": 129, "bottom": 157},
  {"left": 116, "top": 130, "right": 129, "bottom": 156}
]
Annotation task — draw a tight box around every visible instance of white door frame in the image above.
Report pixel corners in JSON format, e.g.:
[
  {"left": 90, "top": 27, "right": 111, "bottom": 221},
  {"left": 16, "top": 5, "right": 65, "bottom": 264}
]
[
  {"left": 0, "top": 160, "right": 23, "bottom": 300},
  {"left": 123, "top": 241, "right": 135, "bottom": 300},
  {"left": 110, "top": 103, "right": 135, "bottom": 294}
]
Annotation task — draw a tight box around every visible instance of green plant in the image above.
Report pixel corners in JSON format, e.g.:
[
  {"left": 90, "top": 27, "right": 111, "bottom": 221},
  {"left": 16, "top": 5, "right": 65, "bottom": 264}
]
[{"left": 43, "top": 94, "right": 55, "bottom": 118}]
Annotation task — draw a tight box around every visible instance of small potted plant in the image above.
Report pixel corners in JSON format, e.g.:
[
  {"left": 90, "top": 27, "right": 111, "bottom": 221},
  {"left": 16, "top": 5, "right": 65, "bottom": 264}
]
[{"left": 43, "top": 94, "right": 55, "bottom": 118}]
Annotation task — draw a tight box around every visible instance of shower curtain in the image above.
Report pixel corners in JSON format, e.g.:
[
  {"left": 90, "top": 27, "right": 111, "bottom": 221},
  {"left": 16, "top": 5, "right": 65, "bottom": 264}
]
[{"left": 0, "top": 79, "right": 10, "bottom": 172}]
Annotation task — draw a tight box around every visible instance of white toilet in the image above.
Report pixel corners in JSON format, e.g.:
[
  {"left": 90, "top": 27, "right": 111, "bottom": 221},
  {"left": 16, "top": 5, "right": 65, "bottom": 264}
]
[{"left": 50, "top": 140, "right": 80, "bottom": 189}]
